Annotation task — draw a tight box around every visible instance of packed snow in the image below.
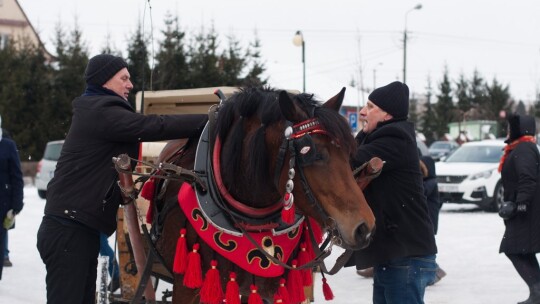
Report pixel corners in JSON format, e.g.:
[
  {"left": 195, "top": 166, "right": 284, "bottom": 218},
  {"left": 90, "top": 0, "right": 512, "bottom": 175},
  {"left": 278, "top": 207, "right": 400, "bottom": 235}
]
[{"left": 0, "top": 185, "right": 530, "bottom": 303}]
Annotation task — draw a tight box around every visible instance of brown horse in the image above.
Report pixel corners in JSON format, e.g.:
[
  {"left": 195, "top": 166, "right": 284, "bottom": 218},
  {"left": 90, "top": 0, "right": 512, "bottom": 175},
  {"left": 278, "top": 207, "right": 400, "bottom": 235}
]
[{"left": 146, "top": 87, "right": 375, "bottom": 303}]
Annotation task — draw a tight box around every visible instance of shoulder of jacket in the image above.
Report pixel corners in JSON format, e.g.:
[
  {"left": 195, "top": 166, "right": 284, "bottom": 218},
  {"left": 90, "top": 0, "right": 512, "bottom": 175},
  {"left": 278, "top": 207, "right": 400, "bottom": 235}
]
[
  {"left": 74, "top": 95, "right": 133, "bottom": 111},
  {"left": 372, "top": 121, "right": 415, "bottom": 141}
]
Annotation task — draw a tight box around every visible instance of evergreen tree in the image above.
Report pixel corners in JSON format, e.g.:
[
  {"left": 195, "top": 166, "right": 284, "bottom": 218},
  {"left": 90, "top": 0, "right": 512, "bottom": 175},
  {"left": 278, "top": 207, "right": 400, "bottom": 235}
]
[
  {"left": 455, "top": 74, "right": 471, "bottom": 121},
  {"left": 420, "top": 76, "right": 438, "bottom": 144},
  {"left": 468, "top": 70, "right": 487, "bottom": 120},
  {"left": 187, "top": 26, "right": 223, "bottom": 87},
  {"left": 515, "top": 100, "right": 527, "bottom": 116},
  {"left": 484, "top": 78, "right": 511, "bottom": 121},
  {"left": 153, "top": 13, "right": 189, "bottom": 90},
  {"left": 50, "top": 23, "right": 88, "bottom": 142},
  {"left": 126, "top": 22, "right": 151, "bottom": 107},
  {"left": 409, "top": 93, "right": 419, "bottom": 126},
  {"left": 242, "top": 33, "right": 267, "bottom": 86},
  {"left": 434, "top": 68, "right": 455, "bottom": 139},
  {"left": 220, "top": 35, "right": 245, "bottom": 86},
  {"left": 532, "top": 89, "right": 540, "bottom": 118},
  {"left": 0, "top": 39, "right": 53, "bottom": 160}
]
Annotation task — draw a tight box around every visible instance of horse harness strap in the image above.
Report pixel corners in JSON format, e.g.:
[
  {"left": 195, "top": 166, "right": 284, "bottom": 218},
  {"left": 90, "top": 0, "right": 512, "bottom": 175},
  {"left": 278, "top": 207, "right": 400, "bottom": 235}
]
[{"left": 277, "top": 118, "right": 333, "bottom": 224}]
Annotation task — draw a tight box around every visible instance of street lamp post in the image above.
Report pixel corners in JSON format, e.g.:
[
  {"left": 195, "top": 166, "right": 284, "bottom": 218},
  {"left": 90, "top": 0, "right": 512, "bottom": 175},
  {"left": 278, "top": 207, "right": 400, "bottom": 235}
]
[
  {"left": 293, "top": 30, "right": 306, "bottom": 93},
  {"left": 403, "top": 3, "right": 422, "bottom": 84}
]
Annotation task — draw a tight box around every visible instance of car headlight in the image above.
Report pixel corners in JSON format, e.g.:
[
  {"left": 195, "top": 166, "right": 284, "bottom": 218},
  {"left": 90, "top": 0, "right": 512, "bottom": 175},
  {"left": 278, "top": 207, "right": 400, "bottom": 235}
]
[{"left": 469, "top": 169, "right": 494, "bottom": 180}]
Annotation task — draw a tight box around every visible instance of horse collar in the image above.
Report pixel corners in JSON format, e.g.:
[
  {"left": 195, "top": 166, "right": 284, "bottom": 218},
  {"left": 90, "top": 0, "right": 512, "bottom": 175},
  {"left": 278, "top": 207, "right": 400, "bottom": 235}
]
[{"left": 192, "top": 123, "right": 303, "bottom": 236}]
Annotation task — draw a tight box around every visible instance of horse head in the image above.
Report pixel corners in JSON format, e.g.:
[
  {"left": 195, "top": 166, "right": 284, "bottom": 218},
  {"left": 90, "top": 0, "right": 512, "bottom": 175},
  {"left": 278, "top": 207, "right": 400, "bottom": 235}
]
[
  {"left": 276, "top": 88, "right": 375, "bottom": 250},
  {"left": 216, "top": 87, "right": 375, "bottom": 250}
]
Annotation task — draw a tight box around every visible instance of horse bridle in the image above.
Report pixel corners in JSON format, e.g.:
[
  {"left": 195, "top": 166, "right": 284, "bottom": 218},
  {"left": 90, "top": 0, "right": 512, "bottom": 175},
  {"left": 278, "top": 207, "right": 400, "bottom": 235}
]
[{"left": 273, "top": 117, "right": 334, "bottom": 228}]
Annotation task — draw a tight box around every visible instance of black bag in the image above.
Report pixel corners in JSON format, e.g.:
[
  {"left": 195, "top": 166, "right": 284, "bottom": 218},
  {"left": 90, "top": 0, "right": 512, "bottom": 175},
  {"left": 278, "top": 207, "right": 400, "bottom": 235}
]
[{"left": 499, "top": 201, "right": 517, "bottom": 220}]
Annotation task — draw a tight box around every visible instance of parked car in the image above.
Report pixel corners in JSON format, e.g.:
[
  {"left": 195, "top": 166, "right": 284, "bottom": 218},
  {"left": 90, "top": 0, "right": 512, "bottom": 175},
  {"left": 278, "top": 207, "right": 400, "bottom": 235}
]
[
  {"left": 417, "top": 138, "right": 430, "bottom": 156},
  {"left": 429, "top": 140, "right": 459, "bottom": 161},
  {"left": 35, "top": 140, "right": 64, "bottom": 199},
  {"left": 435, "top": 139, "right": 505, "bottom": 211}
]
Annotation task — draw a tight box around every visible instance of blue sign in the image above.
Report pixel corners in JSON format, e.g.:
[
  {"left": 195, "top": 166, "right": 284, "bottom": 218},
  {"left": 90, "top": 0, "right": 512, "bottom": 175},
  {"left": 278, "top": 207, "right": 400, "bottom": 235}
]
[{"left": 349, "top": 113, "right": 358, "bottom": 131}]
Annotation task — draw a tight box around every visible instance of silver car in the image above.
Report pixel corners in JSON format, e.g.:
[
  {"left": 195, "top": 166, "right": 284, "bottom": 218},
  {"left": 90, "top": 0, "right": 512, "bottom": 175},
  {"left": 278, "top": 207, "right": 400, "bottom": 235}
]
[{"left": 35, "top": 140, "right": 64, "bottom": 199}]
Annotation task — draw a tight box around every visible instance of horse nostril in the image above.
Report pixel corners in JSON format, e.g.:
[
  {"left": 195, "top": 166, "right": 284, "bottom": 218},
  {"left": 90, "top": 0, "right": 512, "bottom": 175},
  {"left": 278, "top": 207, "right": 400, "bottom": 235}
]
[{"left": 354, "top": 223, "right": 374, "bottom": 249}]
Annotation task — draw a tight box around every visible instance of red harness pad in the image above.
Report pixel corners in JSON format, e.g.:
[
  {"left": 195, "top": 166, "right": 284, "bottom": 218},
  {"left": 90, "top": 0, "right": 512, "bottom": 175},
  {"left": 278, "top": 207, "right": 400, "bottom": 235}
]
[{"left": 178, "top": 183, "right": 303, "bottom": 277}]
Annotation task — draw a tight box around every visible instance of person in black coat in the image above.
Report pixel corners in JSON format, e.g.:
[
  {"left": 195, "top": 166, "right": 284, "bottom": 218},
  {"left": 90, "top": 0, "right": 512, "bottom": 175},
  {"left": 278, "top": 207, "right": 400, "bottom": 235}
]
[
  {"left": 0, "top": 114, "right": 24, "bottom": 280},
  {"left": 346, "top": 81, "right": 437, "bottom": 303},
  {"left": 36, "top": 54, "right": 208, "bottom": 304},
  {"left": 498, "top": 113, "right": 540, "bottom": 304},
  {"left": 420, "top": 155, "right": 446, "bottom": 285}
]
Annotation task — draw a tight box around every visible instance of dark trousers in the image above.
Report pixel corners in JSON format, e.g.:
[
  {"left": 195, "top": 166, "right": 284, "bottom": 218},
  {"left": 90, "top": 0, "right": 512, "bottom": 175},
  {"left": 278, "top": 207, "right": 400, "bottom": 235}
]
[{"left": 37, "top": 216, "right": 100, "bottom": 304}]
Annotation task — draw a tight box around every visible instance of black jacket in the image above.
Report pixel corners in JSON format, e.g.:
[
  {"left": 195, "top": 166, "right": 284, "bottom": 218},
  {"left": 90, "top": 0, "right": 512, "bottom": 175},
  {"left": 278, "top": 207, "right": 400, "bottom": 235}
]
[
  {"left": 347, "top": 120, "right": 437, "bottom": 269},
  {"left": 44, "top": 92, "right": 207, "bottom": 236},
  {"left": 0, "top": 136, "right": 24, "bottom": 219},
  {"left": 499, "top": 141, "right": 540, "bottom": 253},
  {"left": 421, "top": 155, "right": 441, "bottom": 234}
]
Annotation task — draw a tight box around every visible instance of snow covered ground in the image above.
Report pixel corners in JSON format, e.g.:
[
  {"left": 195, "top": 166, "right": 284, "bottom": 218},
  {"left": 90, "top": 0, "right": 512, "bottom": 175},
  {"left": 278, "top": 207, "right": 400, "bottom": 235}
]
[{"left": 0, "top": 186, "right": 530, "bottom": 303}]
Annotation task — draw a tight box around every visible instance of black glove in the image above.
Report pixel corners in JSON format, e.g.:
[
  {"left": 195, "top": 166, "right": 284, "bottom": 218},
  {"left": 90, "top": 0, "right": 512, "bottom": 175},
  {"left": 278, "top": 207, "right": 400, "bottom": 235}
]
[{"left": 499, "top": 201, "right": 517, "bottom": 220}]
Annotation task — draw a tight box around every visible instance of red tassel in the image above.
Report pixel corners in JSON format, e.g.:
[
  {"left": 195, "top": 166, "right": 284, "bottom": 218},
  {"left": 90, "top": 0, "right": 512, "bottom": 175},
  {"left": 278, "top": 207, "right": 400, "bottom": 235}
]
[
  {"left": 140, "top": 178, "right": 155, "bottom": 200},
  {"left": 281, "top": 193, "right": 295, "bottom": 224},
  {"left": 200, "top": 260, "right": 223, "bottom": 304},
  {"left": 286, "top": 260, "right": 305, "bottom": 304},
  {"left": 322, "top": 277, "right": 334, "bottom": 300},
  {"left": 248, "top": 284, "right": 264, "bottom": 304},
  {"left": 277, "top": 278, "right": 291, "bottom": 304},
  {"left": 225, "top": 272, "right": 241, "bottom": 304},
  {"left": 183, "top": 243, "right": 202, "bottom": 288},
  {"left": 273, "top": 294, "right": 283, "bottom": 304},
  {"left": 173, "top": 228, "right": 188, "bottom": 274},
  {"left": 141, "top": 178, "right": 156, "bottom": 224},
  {"left": 297, "top": 242, "right": 313, "bottom": 287}
]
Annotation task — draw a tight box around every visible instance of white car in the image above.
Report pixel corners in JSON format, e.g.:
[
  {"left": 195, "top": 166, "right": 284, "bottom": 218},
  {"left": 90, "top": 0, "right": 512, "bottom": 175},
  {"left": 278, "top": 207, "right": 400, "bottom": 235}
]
[
  {"left": 35, "top": 140, "right": 64, "bottom": 199},
  {"left": 435, "top": 139, "right": 505, "bottom": 211}
]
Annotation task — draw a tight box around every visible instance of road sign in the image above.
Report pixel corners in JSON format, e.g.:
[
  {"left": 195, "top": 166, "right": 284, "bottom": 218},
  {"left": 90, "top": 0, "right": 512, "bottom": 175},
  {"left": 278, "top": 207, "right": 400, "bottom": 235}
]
[{"left": 349, "top": 113, "right": 357, "bottom": 131}]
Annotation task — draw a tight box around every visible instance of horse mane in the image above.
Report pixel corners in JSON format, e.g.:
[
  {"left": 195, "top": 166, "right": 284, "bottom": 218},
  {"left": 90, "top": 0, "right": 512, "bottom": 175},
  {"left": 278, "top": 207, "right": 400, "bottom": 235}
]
[{"left": 214, "top": 86, "right": 356, "bottom": 203}]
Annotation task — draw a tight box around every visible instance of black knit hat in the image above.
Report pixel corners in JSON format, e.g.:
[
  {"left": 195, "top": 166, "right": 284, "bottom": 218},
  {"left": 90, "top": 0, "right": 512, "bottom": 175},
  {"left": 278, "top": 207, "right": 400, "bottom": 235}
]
[
  {"left": 506, "top": 113, "right": 536, "bottom": 143},
  {"left": 84, "top": 54, "right": 128, "bottom": 86},
  {"left": 368, "top": 81, "right": 409, "bottom": 119}
]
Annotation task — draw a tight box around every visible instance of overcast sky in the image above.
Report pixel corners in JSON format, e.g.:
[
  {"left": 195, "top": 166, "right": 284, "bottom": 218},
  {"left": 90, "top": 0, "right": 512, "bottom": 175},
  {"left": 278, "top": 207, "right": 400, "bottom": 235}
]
[{"left": 18, "top": 0, "right": 540, "bottom": 106}]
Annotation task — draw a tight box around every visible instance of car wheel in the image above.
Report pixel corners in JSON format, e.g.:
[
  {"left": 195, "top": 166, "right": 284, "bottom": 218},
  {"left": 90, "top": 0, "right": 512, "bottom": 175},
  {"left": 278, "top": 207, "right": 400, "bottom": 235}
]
[
  {"left": 490, "top": 182, "right": 504, "bottom": 212},
  {"left": 38, "top": 189, "right": 46, "bottom": 199}
]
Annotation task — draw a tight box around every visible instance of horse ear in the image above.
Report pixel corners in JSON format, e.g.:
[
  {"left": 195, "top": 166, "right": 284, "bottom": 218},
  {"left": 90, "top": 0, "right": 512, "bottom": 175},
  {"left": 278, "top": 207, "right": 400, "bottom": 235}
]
[
  {"left": 322, "top": 87, "right": 346, "bottom": 111},
  {"left": 279, "top": 90, "right": 301, "bottom": 122}
]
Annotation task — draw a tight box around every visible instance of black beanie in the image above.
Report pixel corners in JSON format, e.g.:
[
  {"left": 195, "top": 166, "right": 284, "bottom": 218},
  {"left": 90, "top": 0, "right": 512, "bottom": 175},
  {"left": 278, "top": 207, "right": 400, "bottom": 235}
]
[
  {"left": 84, "top": 54, "right": 128, "bottom": 86},
  {"left": 368, "top": 81, "right": 409, "bottom": 119}
]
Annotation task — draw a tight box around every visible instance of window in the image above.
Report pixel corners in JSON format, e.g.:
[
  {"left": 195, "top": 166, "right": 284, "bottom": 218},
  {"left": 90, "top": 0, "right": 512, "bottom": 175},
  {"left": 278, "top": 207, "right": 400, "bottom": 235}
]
[{"left": 0, "top": 34, "right": 10, "bottom": 49}]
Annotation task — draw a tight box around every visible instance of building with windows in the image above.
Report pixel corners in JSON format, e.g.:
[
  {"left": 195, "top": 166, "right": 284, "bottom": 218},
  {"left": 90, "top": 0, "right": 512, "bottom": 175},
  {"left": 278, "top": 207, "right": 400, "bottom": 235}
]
[{"left": 0, "top": 0, "right": 52, "bottom": 59}]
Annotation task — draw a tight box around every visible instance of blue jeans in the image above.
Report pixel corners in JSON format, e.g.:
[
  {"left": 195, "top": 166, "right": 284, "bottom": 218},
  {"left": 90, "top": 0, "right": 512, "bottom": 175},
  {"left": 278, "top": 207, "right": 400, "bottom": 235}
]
[
  {"left": 99, "top": 233, "right": 119, "bottom": 280},
  {"left": 373, "top": 255, "right": 437, "bottom": 304}
]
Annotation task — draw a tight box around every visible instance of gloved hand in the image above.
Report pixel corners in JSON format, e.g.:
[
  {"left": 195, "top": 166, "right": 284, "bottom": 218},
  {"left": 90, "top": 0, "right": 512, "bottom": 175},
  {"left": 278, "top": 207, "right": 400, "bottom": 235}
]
[
  {"left": 498, "top": 201, "right": 517, "bottom": 220},
  {"left": 3, "top": 209, "right": 15, "bottom": 229}
]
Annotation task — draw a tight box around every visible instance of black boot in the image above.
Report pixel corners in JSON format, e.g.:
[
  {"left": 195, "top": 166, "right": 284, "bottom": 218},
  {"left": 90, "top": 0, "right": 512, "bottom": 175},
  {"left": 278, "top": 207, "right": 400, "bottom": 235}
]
[
  {"left": 529, "top": 282, "right": 540, "bottom": 304},
  {"left": 519, "top": 283, "right": 540, "bottom": 304}
]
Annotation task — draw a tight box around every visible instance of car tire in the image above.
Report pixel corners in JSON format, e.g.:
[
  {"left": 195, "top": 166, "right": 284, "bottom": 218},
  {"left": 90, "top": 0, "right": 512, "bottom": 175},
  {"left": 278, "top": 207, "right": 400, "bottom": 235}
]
[
  {"left": 489, "top": 182, "right": 504, "bottom": 212},
  {"left": 38, "top": 189, "right": 46, "bottom": 199}
]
